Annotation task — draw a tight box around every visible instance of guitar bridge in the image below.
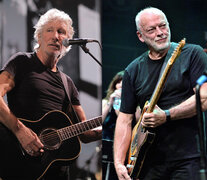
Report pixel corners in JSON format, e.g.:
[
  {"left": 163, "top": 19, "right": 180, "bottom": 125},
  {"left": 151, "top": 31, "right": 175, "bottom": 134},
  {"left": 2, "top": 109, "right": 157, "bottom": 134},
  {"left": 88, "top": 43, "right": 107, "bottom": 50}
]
[{"left": 130, "top": 156, "right": 137, "bottom": 161}]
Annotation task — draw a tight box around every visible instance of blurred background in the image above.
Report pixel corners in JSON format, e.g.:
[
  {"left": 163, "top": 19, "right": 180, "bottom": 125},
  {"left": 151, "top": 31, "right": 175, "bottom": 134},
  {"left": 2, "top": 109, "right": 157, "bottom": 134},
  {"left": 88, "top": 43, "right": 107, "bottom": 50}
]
[
  {"left": 102, "top": 0, "right": 207, "bottom": 98},
  {"left": 0, "top": 0, "right": 101, "bottom": 179}
]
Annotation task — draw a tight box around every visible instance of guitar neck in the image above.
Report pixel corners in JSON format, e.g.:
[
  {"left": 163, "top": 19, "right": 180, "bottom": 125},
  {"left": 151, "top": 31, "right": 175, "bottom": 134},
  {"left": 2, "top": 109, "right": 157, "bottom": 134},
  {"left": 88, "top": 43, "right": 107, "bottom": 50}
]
[
  {"left": 147, "top": 62, "right": 172, "bottom": 112},
  {"left": 57, "top": 116, "right": 102, "bottom": 141},
  {"left": 147, "top": 39, "right": 186, "bottom": 113}
]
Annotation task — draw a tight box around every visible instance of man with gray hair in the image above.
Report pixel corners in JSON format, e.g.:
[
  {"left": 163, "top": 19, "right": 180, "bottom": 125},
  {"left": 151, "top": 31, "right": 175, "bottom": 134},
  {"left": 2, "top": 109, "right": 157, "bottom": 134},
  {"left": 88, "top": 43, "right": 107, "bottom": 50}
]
[
  {"left": 114, "top": 7, "right": 207, "bottom": 180},
  {"left": 0, "top": 8, "right": 101, "bottom": 180}
]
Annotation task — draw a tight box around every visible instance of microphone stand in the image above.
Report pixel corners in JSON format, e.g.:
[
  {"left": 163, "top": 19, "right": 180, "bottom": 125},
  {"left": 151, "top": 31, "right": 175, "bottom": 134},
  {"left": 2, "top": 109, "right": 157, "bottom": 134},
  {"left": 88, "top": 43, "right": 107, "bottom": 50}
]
[
  {"left": 80, "top": 44, "right": 102, "bottom": 67},
  {"left": 195, "top": 84, "right": 207, "bottom": 180}
]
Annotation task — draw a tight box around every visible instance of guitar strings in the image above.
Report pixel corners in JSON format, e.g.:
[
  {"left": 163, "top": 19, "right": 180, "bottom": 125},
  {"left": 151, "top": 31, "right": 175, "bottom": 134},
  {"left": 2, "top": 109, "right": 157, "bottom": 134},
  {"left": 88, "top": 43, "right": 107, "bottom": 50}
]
[
  {"left": 39, "top": 125, "right": 87, "bottom": 143},
  {"left": 41, "top": 119, "right": 101, "bottom": 140},
  {"left": 39, "top": 118, "right": 102, "bottom": 144}
]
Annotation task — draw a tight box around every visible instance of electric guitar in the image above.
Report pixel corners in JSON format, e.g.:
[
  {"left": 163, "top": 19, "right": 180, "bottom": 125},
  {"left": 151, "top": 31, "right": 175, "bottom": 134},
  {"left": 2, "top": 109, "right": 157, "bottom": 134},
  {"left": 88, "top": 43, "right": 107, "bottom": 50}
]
[
  {"left": 126, "top": 39, "right": 186, "bottom": 178},
  {"left": 0, "top": 110, "right": 102, "bottom": 180}
]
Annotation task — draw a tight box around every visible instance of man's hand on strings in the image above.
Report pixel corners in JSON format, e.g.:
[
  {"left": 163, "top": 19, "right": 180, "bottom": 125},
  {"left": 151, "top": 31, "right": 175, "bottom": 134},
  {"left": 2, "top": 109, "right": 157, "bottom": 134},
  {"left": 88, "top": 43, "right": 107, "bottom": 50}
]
[
  {"left": 15, "top": 121, "right": 44, "bottom": 156},
  {"left": 141, "top": 105, "right": 166, "bottom": 128}
]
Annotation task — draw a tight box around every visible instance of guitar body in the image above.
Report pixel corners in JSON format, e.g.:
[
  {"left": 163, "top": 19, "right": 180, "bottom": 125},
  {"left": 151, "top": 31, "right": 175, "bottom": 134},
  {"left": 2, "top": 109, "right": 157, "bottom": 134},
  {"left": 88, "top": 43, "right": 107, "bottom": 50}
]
[
  {"left": 0, "top": 110, "right": 81, "bottom": 180},
  {"left": 127, "top": 103, "right": 155, "bottom": 178}
]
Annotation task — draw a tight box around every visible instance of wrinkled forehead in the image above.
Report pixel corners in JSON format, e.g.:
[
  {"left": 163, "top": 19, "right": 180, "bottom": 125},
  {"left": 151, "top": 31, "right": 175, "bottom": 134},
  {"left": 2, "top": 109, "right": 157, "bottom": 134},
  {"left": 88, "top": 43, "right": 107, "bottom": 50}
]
[
  {"left": 140, "top": 12, "right": 167, "bottom": 29},
  {"left": 44, "top": 19, "right": 69, "bottom": 29},
  {"left": 45, "top": 19, "right": 68, "bottom": 28},
  {"left": 40, "top": 19, "right": 70, "bottom": 39}
]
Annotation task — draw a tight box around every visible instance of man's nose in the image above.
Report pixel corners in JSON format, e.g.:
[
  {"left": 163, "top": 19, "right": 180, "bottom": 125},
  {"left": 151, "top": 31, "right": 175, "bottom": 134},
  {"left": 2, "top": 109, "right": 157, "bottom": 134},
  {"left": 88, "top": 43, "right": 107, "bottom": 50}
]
[
  {"left": 155, "top": 27, "right": 163, "bottom": 36},
  {"left": 52, "top": 31, "right": 59, "bottom": 41}
]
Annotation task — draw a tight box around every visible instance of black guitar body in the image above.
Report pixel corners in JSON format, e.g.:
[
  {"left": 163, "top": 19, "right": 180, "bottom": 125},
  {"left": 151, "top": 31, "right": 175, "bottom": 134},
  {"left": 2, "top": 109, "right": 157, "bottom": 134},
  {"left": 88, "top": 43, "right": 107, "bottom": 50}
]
[
  {"left": 129, "top": 130, "right": 155, "bottom": 178},
  {"left": 0, "top": 111, "right": 81, "bottom": 180}
]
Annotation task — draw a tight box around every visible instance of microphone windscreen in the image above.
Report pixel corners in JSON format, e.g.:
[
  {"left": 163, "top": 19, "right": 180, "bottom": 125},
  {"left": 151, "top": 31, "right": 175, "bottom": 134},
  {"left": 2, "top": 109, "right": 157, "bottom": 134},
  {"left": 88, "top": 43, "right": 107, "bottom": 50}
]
[{"left": 62, "top": 39, "right": 69, "bottom": 47}]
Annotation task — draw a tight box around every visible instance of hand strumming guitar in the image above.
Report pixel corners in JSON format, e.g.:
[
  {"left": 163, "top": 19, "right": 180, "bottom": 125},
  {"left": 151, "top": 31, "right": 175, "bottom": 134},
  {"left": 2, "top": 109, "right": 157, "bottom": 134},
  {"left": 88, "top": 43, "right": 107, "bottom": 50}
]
[{"left": 14, "top": 120, "right": 44, "bottom": 156}]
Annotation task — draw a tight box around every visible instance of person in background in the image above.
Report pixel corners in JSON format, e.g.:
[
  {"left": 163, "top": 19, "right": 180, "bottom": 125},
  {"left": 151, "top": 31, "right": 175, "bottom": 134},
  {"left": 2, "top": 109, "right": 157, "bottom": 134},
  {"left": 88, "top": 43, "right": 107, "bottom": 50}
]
[
  {"left": 102, "top": 71, "right": 140, "bottom": 180},
  {"left": 102, "top": 71, "right": 124, "bottom": 180},
  {"left": 102, "top": 71, "right": 124, "bottom": 140},
  {"left": 0, "top": 8, "right": 101, "bottom": 180},
  {"left": 114, "top": 7, "right": 207, "bottom": 180}
]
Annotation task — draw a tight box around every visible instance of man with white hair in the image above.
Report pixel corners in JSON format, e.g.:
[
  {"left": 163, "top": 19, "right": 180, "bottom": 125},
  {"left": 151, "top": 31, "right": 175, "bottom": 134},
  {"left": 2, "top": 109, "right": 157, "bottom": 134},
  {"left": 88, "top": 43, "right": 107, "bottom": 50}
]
[
  {"left": 114, "top": 7, "right": 207, "bottom": 180},
  {"left": 0, "top": 8, "right": 101, "bottom": 180}
]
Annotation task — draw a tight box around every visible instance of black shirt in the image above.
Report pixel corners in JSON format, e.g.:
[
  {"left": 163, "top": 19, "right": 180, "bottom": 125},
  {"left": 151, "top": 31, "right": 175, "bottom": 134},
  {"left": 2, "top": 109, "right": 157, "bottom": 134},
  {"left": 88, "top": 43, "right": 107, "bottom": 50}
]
[
  {"left": 120, "top": 43, "right": 207, "bottom": 161},
  {"left": 2, "top": 52, "right": 80, "bottom": 120}
]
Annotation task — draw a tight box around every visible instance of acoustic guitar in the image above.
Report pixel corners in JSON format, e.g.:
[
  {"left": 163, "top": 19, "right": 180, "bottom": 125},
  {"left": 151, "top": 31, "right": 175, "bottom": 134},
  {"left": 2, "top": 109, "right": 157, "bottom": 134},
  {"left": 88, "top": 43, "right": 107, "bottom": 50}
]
[
  {"left": 126, "top": 39, "right": 186, "bottom": 178},
  {"left": 0, "top": 110, "right": 101, "bottom": 180}
]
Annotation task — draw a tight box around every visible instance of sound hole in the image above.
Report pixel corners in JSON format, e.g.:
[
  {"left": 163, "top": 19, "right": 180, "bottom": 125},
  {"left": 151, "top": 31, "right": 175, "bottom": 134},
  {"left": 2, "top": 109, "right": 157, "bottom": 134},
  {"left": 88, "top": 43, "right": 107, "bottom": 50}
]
[{"left": 39, "top": 128, "right": 62, "bottom": 150}]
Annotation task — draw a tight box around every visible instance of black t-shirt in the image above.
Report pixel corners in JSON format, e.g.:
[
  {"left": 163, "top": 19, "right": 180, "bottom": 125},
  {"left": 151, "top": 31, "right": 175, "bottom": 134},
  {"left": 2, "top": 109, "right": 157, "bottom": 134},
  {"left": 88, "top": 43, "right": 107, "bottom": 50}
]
[
  {"left": 120, "top": 43, "right": 207, "bottom": 161},
  {"left": 2, "top": 52, "right": 80, "bottom": 120}
]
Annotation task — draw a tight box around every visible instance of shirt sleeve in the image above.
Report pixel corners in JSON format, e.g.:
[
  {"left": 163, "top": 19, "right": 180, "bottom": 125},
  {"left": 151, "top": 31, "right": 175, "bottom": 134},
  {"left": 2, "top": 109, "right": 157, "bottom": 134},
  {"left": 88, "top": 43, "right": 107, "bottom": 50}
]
[
  {"left": 189, "top": 45, "right": 207, "bottom": 87},
  {"left": 1, "top": 53, "right": 21, "bottom": 77},
  {"left": 67, "top": 77, "right": 81, "bottom": 105}
]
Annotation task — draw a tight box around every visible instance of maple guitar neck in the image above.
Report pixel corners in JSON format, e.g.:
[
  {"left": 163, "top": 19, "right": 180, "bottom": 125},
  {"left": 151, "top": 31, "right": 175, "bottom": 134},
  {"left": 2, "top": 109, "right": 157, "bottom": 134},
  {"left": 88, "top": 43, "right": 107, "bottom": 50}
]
[{"left": 147, "top": 39, "right": 186, "bottom": 113}]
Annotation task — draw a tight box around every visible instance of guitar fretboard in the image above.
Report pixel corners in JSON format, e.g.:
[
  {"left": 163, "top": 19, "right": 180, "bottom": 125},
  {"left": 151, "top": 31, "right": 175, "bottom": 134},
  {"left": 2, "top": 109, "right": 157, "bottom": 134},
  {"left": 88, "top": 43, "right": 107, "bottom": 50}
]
[{"left": 57, "top": 116, "right": 102, "bottom": 141}]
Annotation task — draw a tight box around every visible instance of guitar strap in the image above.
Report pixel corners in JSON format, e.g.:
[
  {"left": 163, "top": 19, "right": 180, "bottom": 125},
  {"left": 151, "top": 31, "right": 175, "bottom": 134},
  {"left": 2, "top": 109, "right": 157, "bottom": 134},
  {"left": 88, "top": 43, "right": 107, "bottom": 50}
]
[
  {"left": 150, "top": 42, "right": 178, "bottom": 101},
  {"left": 60, "top": 71, "right": 81, "bottom": 124},
  {"left": 160, "top": 42, "right": 178, "bottom": 78}
]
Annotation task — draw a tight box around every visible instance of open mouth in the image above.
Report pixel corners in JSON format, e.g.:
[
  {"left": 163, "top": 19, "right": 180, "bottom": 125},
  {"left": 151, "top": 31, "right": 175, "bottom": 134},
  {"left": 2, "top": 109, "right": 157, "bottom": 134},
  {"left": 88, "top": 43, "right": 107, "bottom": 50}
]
[{"left": 48, "top": 44, "right": 60, "bottom": 50}]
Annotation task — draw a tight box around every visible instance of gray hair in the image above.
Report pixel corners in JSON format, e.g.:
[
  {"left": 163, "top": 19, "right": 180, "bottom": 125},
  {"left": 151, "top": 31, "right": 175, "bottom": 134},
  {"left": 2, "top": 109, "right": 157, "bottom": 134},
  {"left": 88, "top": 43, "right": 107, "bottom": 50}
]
[
  {"left": 135, "top": 7, "right": 169, "bottom": 33},
  {"left": 33, "top": 8, "right": 74, "bottom": 54}
]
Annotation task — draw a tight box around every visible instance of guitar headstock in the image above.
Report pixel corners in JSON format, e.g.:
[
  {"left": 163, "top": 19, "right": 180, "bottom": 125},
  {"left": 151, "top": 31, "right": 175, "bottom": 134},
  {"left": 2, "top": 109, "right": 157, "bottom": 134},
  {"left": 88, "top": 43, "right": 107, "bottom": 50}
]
[{"left": 169, "top": 38, "right": 186, "bottom": 65}]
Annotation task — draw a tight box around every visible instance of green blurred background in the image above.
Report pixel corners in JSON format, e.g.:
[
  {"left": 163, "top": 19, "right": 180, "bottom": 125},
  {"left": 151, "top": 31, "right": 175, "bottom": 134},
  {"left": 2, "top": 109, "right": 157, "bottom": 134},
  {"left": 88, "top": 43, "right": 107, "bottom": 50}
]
[{"left": 102, "top": 0, "right": 207, "bottom": 97}]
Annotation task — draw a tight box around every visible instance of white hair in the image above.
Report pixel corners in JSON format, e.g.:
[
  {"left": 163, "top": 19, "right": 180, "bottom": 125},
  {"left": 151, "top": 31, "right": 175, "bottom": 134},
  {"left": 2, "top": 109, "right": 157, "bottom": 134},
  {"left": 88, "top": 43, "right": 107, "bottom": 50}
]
[
  {"left": 33, "top": 8, "right": 74, "bottom": 54},
  {"left": 135, "top": 7, "right": 169, "bottom": 33}
]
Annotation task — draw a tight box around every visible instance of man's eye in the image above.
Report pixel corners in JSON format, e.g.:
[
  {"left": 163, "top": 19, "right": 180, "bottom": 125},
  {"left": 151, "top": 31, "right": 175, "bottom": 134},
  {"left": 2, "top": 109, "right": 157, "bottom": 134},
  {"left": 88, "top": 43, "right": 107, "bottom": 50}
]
[
  {"left": 58, "top": 29, "right": 66, "bottom": 34},
  {"left": 147, "top": 29, "right": 154, "bottom": 34},
  {"left": 160, "top": 24, "right": 166, "bottom": 28}
]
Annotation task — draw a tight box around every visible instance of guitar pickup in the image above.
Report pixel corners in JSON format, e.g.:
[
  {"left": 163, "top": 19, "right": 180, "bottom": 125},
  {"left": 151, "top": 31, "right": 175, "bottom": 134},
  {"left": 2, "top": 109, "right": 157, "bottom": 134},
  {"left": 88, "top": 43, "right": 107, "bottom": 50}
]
[
  {"left": 130, "top": 156, "right": 137, "bottom": 161},
  {"left": 126, "top": 164, "right": 134, "bottom": 168}
]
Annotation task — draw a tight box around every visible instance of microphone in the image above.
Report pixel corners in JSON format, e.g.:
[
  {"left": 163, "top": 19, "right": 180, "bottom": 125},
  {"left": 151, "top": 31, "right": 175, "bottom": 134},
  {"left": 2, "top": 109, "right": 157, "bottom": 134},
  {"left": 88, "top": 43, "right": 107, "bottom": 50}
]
[
  {"left": 197, "top": 72, "right": 207, "bottom": 86},
  {"left": 62, "top": 38, "right": 96, "bottom": 47}
]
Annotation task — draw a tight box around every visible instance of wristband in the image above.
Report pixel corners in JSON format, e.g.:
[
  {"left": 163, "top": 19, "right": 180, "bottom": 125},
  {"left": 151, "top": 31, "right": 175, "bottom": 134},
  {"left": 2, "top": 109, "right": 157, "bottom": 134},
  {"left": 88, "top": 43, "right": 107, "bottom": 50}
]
[{"left": 164, "top": 110, "right": 171, "bottom": 122}]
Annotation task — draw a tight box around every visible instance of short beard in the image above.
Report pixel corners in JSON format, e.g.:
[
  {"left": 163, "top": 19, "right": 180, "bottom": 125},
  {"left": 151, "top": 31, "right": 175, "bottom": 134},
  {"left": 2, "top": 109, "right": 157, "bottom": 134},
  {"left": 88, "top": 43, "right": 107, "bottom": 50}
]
[
  {"left": 152, "top": 40, "right": 170, "bottom": 52},
  {"left": 143, "top": 32, "right": 171, "bottom": 52}
]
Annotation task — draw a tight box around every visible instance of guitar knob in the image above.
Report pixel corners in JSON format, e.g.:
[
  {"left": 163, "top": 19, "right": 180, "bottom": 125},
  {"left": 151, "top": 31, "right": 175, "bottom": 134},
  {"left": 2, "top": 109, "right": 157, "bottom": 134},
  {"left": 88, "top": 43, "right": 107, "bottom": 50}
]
[
  {"left": 130, "top": 156, "right": 137, "bottom": 161},
  {"left": 126, "top": 164, "right": 134, "bottom": 168}
]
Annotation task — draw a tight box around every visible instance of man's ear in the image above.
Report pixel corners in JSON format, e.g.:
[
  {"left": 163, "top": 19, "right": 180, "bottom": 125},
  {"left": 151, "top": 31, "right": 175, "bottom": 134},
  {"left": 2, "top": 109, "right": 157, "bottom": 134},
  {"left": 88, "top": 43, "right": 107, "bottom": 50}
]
[
  {"left": 37, "top": 33, "right": 41, "bottom": 45},
  {"left": 136, "top": 31, "right": 144, "bottom": 43}
]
